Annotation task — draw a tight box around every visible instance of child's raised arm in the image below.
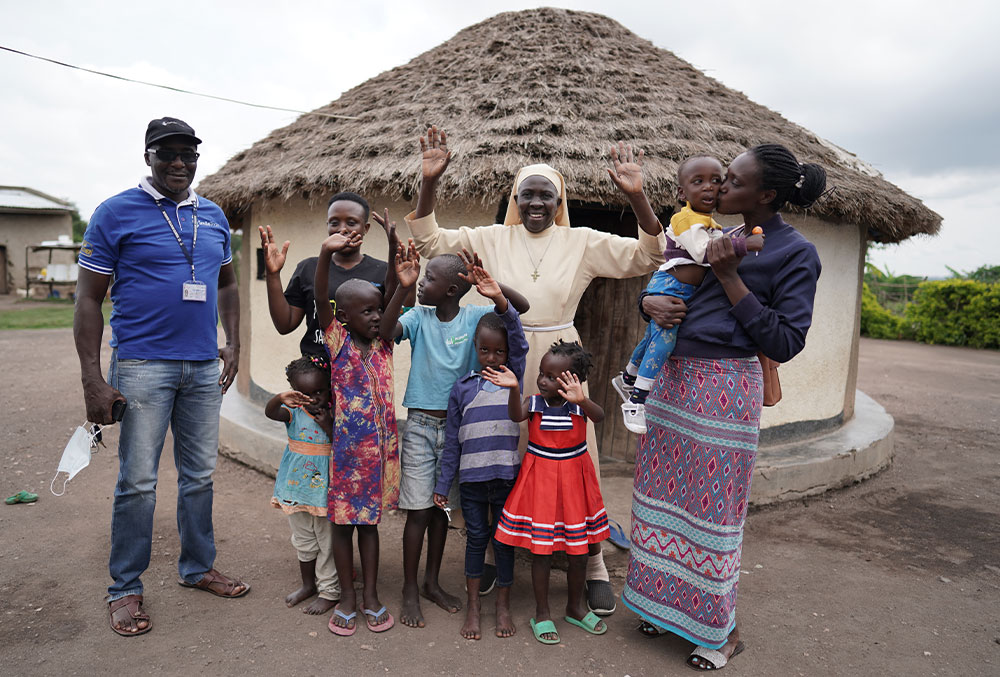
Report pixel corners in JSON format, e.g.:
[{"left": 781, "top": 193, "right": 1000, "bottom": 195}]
[
  {"left": 556, "top": 371, "right": 605, "bottom": 423},
  {"left": 414, "top": 126, "right": 452, "bottom": 220},
  {"left": 379, "top": 240, "right": 420, "bottom": 341},
  {"left": 606, "top": 142, "right": 662, "bottom": 238},
  {"left": 482, "top": 365, "right": 530, "bottom": 423},
  {"left": 264, "top": 390, "right": 313, "bottom": 423},
  {"left": 373, "top": 208, "right": 417, "bottom": 307},
  {"left": 315, "top": 231, "right": 363, "bottom": 330},
  {"left": 457, "top": 249, "right": 530, "bottom": 314}
]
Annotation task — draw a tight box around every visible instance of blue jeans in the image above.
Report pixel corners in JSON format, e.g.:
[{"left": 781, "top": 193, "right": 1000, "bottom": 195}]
[
  {"left": 107, "top": 352, "right": 223, "bottom": 601},
  {"left": 460, "top": 479, "right": 515, "bottom": 587},
  {"left": 629, "top": 271, "right": 697, "bottom": 391}
]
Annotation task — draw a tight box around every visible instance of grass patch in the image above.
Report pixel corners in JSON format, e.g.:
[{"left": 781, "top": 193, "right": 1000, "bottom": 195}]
[{"left": 0, "top": 300, "right": 111, "bottom": 330}]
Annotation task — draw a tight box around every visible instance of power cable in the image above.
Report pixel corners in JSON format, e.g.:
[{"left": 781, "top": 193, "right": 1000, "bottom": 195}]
[{"left": 0, "top": 44, "right": 358, "bottom": 121}]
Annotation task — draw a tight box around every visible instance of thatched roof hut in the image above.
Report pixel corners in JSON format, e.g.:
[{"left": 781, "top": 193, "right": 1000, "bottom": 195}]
[
  {"left": 200, "top": 7, "right": 939, "bottom": 243},
  {"left": 204, "top": 7, "right": 933, "bottom": 468}
]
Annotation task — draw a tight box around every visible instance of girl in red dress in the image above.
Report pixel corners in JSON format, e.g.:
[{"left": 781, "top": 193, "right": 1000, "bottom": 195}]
[{"left": 484, "top": 340, "right": 609, "bottom": 644}]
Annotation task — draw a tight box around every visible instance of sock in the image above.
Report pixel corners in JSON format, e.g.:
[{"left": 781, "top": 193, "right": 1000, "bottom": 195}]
[
  {"left": 621, "top": 370, "right": 636, "bottom": 386},
  {"left": 629, "top": 388, "right": 649, "bottom": 405},
  {"left": 586, "top": 551, "right": 609, "bottom": 582}
]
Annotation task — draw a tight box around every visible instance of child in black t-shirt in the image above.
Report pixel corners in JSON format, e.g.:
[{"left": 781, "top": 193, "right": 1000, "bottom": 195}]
[{"left": 259, "top": 192, "right": 402, "bottom": 356}]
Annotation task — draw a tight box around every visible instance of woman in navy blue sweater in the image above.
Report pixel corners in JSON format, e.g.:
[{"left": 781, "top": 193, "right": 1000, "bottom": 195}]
[{"left": 622, "top": 144, "right": 826, "bottom": 671}]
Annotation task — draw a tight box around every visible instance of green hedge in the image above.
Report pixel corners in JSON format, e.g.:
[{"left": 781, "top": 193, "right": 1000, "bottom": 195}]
[
  {"left": 859, "top": 282, "right": 909, "bottom": 340},
  {"left": 905, "top": 280, "right": 1000, "bottom": 349}
]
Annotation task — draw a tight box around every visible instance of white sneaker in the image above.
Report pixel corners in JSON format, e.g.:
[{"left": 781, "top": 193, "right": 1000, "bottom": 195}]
[
  {"left": 612, "top": 373, "right": 634, "bottom": 402},
  {"left": 621, "top": 402, "right": 647, "bottom": 434}
]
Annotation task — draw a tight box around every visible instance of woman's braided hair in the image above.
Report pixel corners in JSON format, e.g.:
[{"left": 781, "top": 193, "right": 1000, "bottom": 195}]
[{"left": 749, "top": 144, "right": 827, "bottom": 212}]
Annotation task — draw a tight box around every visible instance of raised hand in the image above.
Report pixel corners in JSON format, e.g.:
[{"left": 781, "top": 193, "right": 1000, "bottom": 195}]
[
  {"left": 395, "top": 239, "right": 421, "bottom": 288},
  {"left": 457, "top": 247, "right": 484, "bottom": 275},
  {"left": 277, "top": 390, "right": 314, "bottom": 408},
  {"left": 556, "top": 371, "right": 585, "bottom": 403},
  {"left": 482, "top": 365, "right": 518, "bottom": 389},
  {"left": 372, "top": 208, "right": 397, "bottom": 243},
  {"left": 321, "top": 231, "right": 363, "bottom": 255},
  {"left": 606, "top": 142, "right": 645, "bottom": 196},
  {"left": 419, "top": 126, "right": 451, "bottom": 181},
  {"left": 258, "top": 225, "right": 290, "bottom": 274}
]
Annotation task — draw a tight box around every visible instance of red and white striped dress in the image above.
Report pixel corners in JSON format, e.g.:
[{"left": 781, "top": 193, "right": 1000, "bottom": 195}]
[{"left": 496, "top": 395, "right": 609, "bottom": 555}]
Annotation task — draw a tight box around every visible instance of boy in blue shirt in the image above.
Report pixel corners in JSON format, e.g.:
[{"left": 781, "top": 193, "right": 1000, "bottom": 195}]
[
  {"left": 380, "top": 240, "right": 528, "bottom": 629},
  {"left": 433, "top": 288, "right": 528, "bottom": 640}
]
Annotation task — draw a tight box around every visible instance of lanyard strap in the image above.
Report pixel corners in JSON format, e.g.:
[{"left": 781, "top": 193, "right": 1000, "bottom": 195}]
[{"left": 154, "top": 199, "right": 199, "bottom": 281}]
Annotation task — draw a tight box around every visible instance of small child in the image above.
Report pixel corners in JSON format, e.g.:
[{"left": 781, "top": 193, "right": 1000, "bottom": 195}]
[
  {"left": 607, "top": 144, "right": 764, "bottom": 433},
  {"left": 266, "top": 355, "right": 339, "bottom": 615},
  {"left": 432, "top": 267, "right": 529, "bottom": 641},
  {"left": 380, "top": 241, "right": 529, "bottom": 629},
  {"left": 484, "top": 340, "right": 610, "bottom": 645},
  {"left": 315, "top": 230, "right": 400, "bottom": 636}
]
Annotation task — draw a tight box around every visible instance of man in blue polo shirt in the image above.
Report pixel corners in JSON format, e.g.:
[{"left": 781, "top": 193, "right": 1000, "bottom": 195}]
[{"left": 74, "top": 117, "right": 247, "bottom": 637}]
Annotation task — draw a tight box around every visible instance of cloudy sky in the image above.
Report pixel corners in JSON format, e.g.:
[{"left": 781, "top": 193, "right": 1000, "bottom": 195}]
[{"left": 1, "top": 0, "right": 996, "bottom": 277}]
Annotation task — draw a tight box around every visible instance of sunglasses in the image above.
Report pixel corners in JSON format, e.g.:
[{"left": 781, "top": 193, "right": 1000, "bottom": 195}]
[{"left": 146, "top": 148, "right": 200, "bottom": 163}]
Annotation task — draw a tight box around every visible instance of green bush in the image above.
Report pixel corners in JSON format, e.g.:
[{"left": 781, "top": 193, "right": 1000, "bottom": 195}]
[
  {"left": 860, "top": 282, "right": 908, "bottom": 340},
  {"left": 905, "top": 280, "right": 1000, "bottom": 349}
]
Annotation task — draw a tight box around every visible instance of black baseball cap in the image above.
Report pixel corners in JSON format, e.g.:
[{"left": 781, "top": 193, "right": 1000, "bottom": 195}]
[{"left": 145, "top": 117, "right": 202, "bottom": 147}]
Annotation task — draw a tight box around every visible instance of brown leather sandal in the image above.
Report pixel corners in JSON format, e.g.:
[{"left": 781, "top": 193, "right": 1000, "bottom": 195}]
[
  {"left": 109, "top": 594, "right": 152, "bottom": 637},
  {"left": 178, "top": 568, "right": 250, "bottom": 598}
]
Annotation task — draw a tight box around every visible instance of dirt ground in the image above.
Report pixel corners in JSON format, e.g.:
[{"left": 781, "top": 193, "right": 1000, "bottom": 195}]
[{"left": 1, "top": 319, "right": 998, "bottom": 676}]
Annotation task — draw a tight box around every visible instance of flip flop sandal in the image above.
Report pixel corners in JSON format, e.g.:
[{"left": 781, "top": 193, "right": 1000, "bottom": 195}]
[
  {"left": 328, "top": 605, "right": 357, "bottom": 636},
  {"left": 5, "top": 490, "right": 38, "bottom": 505},
  {"left": 637, "top": 620, "right": 669, "bottom": 637},
  {"left": 607, "top": 519, "right": 630, "bottom": 550},
  {"left": 564, "top": 611, "right": 607, "bottom": 635},
  {"left": 108, "top": 594, "right": 152, "bottom": 637},
  {"left": 529, "top": 618, "right": 560, "bottom": 645},
  {"left": 362, "top": 605, "right": 394, "bottom": 632},
  {"left": 687, "top": 641, "right": 745, "bottom": 671},
  {"left": 178, "top": 568, "right": 251, "bottom": 598},
  {"left": 585, "top": 579, "right": 617, "bottom": 616}
]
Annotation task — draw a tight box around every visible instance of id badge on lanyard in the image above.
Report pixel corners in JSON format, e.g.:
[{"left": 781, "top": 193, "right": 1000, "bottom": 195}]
[
  {"left": 182, "top": 280, "right": 207, "bottom": 302},
  {"left": 155, "top": 199, "right": 207, "bottom": 303}
]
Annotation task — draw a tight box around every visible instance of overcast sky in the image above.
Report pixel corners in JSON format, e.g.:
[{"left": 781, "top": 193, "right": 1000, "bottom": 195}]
[{"left": 1, "top": 0, "right": 996, "bottom": 277}]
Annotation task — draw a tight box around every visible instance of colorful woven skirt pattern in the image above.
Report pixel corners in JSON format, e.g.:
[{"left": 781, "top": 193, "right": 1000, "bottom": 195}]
[{"left": 623, "top": 356, "right": 761, "bottom": 649}]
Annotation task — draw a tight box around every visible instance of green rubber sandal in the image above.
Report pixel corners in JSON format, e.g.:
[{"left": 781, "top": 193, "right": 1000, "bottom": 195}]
[
  {"left": 564, "top": 611, "right": 607, "bottom": 635},
  {"left": 5, "top": 490, "right": 38, "bottom": 505},
  {"left": 529, "top": 618, "right": 560, "bottom": 644}
]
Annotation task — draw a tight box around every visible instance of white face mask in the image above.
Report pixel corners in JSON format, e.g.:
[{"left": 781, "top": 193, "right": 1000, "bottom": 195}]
[{"left": 50, "top": 423, "right": 103, "bottom": 496}]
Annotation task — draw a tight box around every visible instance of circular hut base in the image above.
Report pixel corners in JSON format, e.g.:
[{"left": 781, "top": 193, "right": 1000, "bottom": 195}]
[{"left": 218, "top": 388, "right": 893, "bottom": 508}]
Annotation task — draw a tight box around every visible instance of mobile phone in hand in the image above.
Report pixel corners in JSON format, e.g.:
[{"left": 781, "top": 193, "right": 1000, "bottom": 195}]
[{"left": 112, "top": 399, "right": 127, "bottom": 422}]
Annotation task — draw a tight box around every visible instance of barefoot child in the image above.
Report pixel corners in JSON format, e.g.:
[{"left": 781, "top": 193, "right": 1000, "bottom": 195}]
[
  {"left": 316, "top": 231, "right": 400, "bottom": 636},
  {"left": 266, "top": 355, "right": 339, "bottom": 615},
  {"left": 432, "top": 265, "right": 529, "bottom": 640},
  {"left": 606, "top": 144, "right": 764, "bottom": 434},
  {"left": 380, "top": 241, "right": 529, "bottom": 629},
  {"left": 485, "top": 341, "right": 610, "bottom": 645}
]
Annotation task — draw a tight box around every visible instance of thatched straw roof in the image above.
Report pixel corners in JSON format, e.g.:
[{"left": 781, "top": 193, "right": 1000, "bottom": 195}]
[{"left": 199, "top": 8, "right": 938, "bottom": 243}]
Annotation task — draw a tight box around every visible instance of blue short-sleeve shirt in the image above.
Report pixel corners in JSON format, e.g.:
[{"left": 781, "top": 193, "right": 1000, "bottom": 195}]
[
  {"left": 78, "top": 178, "right": 232, "bottom": 360},
  {"left": 398, "top": 304, "right": 494, "bottom": 410}
]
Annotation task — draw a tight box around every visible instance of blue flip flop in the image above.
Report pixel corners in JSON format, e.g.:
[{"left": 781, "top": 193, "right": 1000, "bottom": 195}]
[{"left": 607, "top": 519, "right": 630, "bottom": 550}]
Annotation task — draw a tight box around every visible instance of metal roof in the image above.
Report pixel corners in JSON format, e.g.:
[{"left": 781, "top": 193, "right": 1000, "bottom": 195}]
[{"left": 0, "top": 186, "right": 73, "bottom": 212}]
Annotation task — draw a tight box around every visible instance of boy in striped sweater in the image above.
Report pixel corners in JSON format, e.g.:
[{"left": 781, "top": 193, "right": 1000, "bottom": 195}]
[{"left": 433, "top": 293, "right": 528, "bottom": 641}]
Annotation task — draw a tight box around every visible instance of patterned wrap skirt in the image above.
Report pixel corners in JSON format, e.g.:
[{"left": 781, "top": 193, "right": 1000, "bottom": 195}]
[{"left": 623, "top": 356, "right": 762, "bottom": 649}]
